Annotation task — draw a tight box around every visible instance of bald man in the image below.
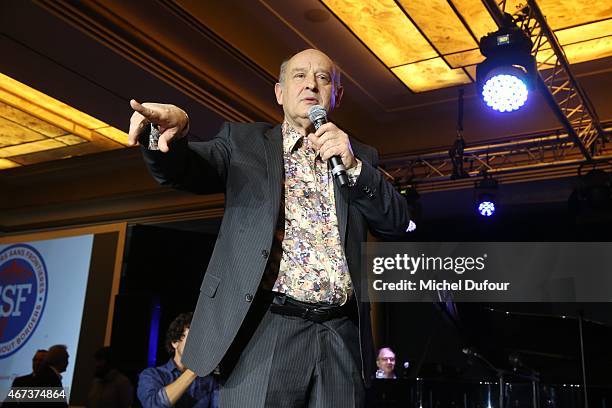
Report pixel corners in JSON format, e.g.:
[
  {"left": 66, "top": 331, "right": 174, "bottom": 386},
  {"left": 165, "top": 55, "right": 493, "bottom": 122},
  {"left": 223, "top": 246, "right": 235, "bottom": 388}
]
[{"left": 129, "top": 49, "right": 411, "bottom": 407}]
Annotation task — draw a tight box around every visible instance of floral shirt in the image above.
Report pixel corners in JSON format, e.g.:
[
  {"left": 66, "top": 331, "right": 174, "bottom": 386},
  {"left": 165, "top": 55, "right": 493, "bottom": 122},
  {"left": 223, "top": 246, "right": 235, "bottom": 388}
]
[{"left": 270, "top": 121, "right": 358, "bottom": 305}]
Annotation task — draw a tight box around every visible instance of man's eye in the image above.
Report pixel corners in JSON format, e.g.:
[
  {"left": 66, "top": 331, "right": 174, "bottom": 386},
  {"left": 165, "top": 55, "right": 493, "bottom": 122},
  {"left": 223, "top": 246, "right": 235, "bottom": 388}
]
[
  {"left": 318, "top": 75, "right": 330, "bottom": 82},
  {"left": 295, "top": 73, "right": 305, "bottom": 79}
]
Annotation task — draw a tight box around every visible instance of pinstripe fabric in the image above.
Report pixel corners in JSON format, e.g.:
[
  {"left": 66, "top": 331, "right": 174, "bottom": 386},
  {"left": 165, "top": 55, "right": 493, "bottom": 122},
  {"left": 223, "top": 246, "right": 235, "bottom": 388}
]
[
  {"left": 140, "top": 121, "right": 412, "bottom": 398},
  {"left": 220, "top": 302, "right": 365, "bottom": 408}
]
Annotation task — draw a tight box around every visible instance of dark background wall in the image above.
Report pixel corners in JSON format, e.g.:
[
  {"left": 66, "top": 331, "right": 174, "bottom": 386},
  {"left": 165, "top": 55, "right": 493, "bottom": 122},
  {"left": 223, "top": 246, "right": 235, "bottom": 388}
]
[
  {"left": 110, "top": 225, "right": 217, "bottom": 395},
  {"left": 108, "top": 195, "right": 612, "bottom": 405}
]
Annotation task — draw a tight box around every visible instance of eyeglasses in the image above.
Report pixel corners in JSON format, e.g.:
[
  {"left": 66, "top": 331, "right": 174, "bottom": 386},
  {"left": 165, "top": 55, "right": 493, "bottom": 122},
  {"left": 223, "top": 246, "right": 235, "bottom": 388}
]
[{"left": 378, "top": 357, "right": 395, "bottom": 362}]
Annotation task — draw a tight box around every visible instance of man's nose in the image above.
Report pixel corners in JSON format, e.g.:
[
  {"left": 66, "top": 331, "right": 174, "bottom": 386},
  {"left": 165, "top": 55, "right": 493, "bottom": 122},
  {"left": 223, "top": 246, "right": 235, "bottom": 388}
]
[{"left": 305, "top": 73, "right": 317, "bottom": 90}]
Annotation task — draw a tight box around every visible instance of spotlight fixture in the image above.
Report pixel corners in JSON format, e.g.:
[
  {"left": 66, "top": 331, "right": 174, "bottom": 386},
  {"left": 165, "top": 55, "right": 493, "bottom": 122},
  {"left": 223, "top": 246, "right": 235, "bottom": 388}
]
[
  {"left": 475, "top": 175, "right": 499, "bottom": 217},
  {"left": 478, "top": 200, "right": 496, "bottom": 217},
  {"left": 476, "top": 17, "right": 537, "bottom": 113}
]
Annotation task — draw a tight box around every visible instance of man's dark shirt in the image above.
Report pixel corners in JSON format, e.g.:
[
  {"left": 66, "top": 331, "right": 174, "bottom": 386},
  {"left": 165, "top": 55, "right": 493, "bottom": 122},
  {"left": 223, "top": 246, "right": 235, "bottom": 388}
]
[
  {"left": 10, "top": 374, "right": 36, "bottom": 387},
  {"left": 137, "top": 359, "right": 218, "bottom": 408}
]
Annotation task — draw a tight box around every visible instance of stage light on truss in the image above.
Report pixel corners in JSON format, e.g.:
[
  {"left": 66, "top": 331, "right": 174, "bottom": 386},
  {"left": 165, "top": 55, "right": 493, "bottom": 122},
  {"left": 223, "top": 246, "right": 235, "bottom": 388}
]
[
  {"left": 481, "top": 66, "right": 529, "bottom": 112},
  {"left": 477, "top": 199, "right": 496, "bottom": 217},
  {"left": 474, "top": 175, "right": 499, "bottom": 218},
  {"left": 476, "top": 22, "right": 536, "bottom": 113}
]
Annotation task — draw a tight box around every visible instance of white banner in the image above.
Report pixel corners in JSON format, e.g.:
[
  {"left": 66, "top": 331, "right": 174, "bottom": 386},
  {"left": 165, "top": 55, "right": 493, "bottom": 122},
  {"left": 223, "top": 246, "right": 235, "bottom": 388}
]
[{"left": 0, "top": 235, "right": 94, "bottom": 401}]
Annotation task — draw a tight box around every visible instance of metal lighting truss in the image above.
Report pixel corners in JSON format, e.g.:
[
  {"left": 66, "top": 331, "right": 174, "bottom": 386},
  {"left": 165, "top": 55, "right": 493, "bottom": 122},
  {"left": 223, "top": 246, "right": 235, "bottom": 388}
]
[
  {"left": 486, "top": 0, "right": 607, "bottom": 159},
  {"left": 382, "top": 0, "right": 610, "bottom": 191},
  {"left": 380, "top": 123, "right": 612, "bottom": 192}
]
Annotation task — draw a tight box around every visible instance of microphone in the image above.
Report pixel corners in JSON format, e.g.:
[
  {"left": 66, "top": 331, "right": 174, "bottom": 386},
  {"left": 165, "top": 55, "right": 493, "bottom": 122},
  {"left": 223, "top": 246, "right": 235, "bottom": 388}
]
[{"left": 308, "top": 105, "right": 349, "bottom": 187}]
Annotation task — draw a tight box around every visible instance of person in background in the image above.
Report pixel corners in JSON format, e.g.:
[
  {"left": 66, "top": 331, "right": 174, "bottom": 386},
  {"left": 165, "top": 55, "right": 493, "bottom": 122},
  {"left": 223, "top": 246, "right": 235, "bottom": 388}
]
[
  {"left": 36, "top": 344, "right": 69, "bottom": 387},
  {"left": 375, "top": 347, "right": 397, "bottom": 379},
  {"left": 86, "top": 346, "right": 133, "bottom": 408},
  {"left": 2, "top": 350, "right": 49, "bottom": 407},
  {"left": 137, "top": 312, "right": 218, "bottom": 408},
  {"left": 9, "top": 349, "right": 48, "bottom": 387},
  {"left": 30, "top": 344, "right": 69, "bottom": 407}
]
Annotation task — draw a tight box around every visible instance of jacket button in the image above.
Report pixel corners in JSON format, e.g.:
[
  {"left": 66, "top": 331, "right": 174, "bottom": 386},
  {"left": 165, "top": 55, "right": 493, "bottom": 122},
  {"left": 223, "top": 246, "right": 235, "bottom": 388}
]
[
  {"left": 245, "top": 293, "right": 253, "bottom": 302},
  {"left": 261, "top": 249, "right": 269, "bottom": 259}
]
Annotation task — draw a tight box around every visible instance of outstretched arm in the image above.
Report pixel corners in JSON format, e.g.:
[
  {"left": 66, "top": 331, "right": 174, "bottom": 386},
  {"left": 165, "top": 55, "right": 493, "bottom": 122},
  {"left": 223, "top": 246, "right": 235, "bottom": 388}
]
[{"left": 128, "top": 100, "right": 232, "bottom": 195}]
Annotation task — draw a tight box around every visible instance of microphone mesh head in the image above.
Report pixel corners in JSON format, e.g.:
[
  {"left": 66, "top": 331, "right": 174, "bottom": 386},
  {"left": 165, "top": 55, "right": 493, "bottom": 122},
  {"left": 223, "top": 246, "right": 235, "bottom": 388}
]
[{"left": 308, "top": 105, "right": 327, "bottom": 124}]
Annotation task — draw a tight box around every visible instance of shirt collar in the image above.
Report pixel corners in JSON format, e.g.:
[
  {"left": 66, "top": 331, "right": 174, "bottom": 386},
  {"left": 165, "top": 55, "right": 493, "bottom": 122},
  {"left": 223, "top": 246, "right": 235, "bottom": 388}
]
[
  {"left": 282, "top": 121, "right": 303, "bottom": 155},
  {"left": 50, "top": 366, "right": 62, "bottom": 380},
  {"left": 282, "top": 121, "right": 320, "bottom": 159}
]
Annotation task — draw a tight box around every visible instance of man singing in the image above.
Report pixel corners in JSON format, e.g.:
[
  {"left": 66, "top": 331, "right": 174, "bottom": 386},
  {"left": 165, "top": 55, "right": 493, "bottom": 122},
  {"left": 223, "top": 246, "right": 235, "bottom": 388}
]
[{"left": 128, "top": 49, "right": 411, "bottom": 407}]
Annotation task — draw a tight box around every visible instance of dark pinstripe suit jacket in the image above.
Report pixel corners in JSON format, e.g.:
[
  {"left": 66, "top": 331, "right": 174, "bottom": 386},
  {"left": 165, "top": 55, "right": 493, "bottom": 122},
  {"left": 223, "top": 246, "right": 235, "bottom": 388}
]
[{"left": 142, "top": 122, "right": 411, "bottom": 385}]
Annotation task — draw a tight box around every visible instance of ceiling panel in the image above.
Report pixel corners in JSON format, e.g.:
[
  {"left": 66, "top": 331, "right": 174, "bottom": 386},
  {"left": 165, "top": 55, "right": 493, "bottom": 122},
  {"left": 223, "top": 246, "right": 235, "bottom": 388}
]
[
  {"left": 449, "top": 0, "right": 498, "bottom": 42},
  {"left": 537, "top": 0, "right": 612, "bottom": 29},
  {"left": 321, "top": 0, "right": 437, "bottom": 67},
  {"left": 0, "top": 158, "right": 18, "bottom": 169},
  {"left": 0, "top": 102, "right": 66, "bottom": 137},
  {"left": 444, "top": 48, "right": 485, "bottom": 68},
  {"left": 538, "top": 36, "right": 612, "bottom": 65},
  {"left": 393, "top": 58, "right": 472, "bottom": 92},
  {"left": 554, "top": 18, "right": 612, "bottom": 44},
  {"left": 0, "top": 115, "right": 47, "bottom": 147},
  {"left": 398, "top": 0, "right": 478, "bottom": 54},
  {"left": 0, "top": 139, "right": 65, "bottom": 158},
  {"left": 0, "top": 72, "right": 129, "bottom": 169}
]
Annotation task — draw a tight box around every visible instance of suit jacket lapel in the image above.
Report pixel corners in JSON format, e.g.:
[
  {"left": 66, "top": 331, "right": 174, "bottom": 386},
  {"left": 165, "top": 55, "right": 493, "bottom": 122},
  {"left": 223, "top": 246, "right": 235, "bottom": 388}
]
[
  {"left": 264, "top": 124, "right": 284, "bottom": 222},
  {"left": 336, "top": 141, "right": 364, "bottom": 248},
  {"left": 334, "top": 180, "right": 349, "bottom": 249}
]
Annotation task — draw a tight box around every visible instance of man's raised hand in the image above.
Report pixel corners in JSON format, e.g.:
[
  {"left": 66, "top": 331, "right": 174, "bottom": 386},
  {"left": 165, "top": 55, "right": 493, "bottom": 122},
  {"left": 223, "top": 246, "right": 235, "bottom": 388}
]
[{"left": 128, "top": 99, "right": 189, "bottom": 152}]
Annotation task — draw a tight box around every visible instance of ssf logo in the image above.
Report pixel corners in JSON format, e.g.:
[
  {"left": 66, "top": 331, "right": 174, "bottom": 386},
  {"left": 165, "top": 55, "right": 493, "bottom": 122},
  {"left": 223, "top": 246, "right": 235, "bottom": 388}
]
[{"left": 0, "top": 244, "right": 48, "bottom": 359}]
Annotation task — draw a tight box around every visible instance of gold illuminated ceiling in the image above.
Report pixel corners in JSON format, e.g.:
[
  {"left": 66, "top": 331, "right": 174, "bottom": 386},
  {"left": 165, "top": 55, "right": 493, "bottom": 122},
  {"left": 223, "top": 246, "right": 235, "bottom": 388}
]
[
  {"left": 321, "top": 0, "right": 612, "bottom": 92},
  {"left": 0, "top": 72, "right": 128, "bottom": 170}
]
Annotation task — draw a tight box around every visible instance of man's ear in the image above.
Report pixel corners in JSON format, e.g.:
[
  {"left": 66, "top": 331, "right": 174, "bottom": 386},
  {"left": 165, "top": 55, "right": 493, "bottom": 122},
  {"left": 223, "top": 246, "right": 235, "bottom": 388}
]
[
  {"left": 274, "top": 83, "right": 283, "bottom": 105},
  {"left": 171, "top": 341, "right": 179, "bottom": 351},
  {"left": 334, "top": 85, "right": 344, "bottom": 109}
]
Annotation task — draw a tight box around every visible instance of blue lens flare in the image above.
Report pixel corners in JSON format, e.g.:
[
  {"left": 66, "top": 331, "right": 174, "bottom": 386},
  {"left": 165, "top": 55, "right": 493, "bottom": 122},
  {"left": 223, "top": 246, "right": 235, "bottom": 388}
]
[{"left": 482, "top": 73, "right": 528, "bottom": 112}]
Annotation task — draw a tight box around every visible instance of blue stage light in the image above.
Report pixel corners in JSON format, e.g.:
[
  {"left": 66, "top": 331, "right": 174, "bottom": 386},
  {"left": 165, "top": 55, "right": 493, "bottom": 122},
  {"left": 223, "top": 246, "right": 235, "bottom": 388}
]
[
  {"left": 478, "top": 200, "right": 496, "bottom": 217},
  {"left": 475, "top": 174, "right": 499, "bottom": 218},
  {"left": 481, "top": 69, "right": 528, "bottom": 112}
]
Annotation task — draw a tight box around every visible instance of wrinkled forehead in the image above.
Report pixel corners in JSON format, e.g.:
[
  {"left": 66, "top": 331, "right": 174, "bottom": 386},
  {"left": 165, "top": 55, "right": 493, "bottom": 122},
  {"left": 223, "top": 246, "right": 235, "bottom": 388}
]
[{"left": 287, "top": 51, "right": 336, "bottom": 76}]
